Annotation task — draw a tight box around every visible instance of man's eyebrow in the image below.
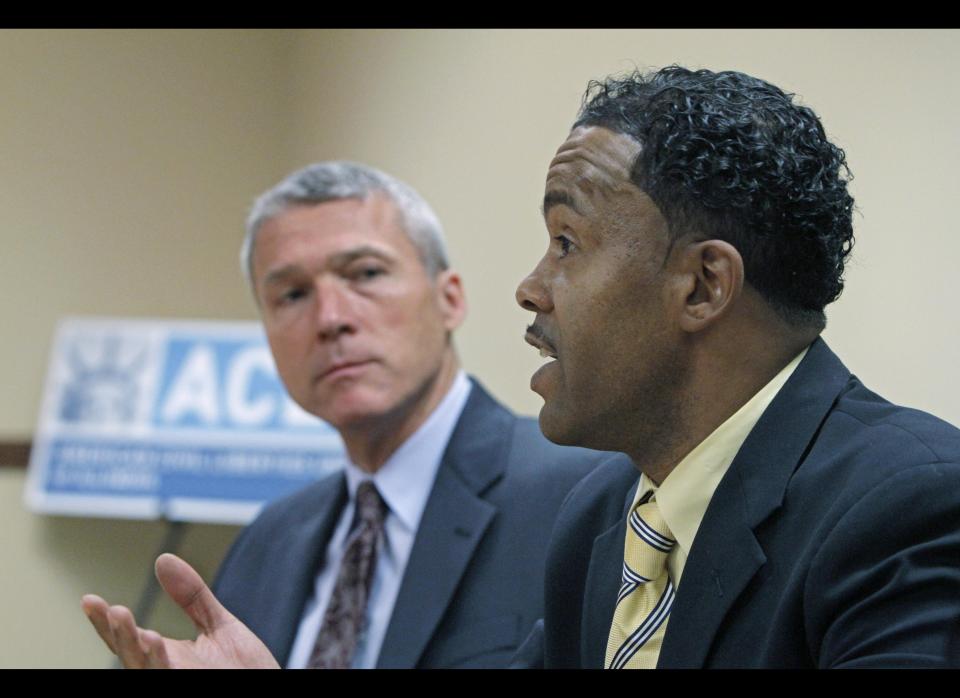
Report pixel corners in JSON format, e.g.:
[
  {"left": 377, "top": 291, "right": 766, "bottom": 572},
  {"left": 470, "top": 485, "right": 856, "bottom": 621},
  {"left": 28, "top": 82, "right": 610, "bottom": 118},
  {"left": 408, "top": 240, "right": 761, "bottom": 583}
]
[
  {"left": 542, "top": 190, "right": 582, "bottom": 218},
  {"left": 262, "top": 264, "right": 300, "bottom": 287},
  {"left": 327, "top": 245, "right": 394, "bottom": 268}
]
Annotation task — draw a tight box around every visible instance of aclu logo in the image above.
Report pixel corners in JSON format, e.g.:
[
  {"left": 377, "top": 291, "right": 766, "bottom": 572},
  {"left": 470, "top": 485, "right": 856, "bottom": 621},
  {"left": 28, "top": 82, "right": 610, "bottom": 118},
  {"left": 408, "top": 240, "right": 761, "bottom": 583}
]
[
  {"left": 59, "top": 335, "right": 147, "bottom": 425},
  {"left": 153, "top": 336, "right": 322, "bottom": 432}
]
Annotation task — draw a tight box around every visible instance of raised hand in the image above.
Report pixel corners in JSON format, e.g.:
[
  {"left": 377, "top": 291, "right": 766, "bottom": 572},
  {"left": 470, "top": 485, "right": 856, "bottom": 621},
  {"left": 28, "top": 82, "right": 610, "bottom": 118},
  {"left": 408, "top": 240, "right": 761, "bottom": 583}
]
[{"left": 82, "top": 553, "right": 280, "bottom": 669}]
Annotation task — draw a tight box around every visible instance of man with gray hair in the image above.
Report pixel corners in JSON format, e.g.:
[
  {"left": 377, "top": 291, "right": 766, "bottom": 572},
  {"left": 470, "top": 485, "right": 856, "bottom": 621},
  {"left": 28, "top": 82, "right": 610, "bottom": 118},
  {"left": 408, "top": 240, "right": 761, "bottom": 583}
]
[{"left": 81, "top": 161, "right": 620, "bottom": 668}]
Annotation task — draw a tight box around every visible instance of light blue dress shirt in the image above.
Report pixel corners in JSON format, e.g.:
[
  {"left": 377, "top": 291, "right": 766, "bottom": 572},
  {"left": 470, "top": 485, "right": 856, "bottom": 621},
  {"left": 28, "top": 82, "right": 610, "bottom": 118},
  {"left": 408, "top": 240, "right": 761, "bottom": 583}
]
[{"left": 285, "top": 371, "right": 473, "bottom": 668}]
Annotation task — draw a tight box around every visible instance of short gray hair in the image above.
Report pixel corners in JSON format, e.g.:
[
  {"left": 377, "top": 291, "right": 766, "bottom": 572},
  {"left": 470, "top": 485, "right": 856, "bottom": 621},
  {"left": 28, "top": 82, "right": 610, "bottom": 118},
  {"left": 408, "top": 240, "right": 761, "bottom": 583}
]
[{"left": 241, "top": 161, "right": 449, "bottom": 288}]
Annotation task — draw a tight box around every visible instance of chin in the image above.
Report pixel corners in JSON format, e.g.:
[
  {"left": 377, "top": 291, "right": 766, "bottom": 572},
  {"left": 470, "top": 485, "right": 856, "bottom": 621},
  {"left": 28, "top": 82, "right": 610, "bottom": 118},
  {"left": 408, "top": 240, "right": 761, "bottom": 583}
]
[
  {"left": 538, "top": 403, "right": 583, "bottom": 447},
  {"left": 308, "top": 390, "right": 390, "bottom": 430},
  {"left": 331, "top": 393, "right": 392, "bottom": 422},
  {"left": 539, "top": 402, "right": 619, "bottom": 452}
]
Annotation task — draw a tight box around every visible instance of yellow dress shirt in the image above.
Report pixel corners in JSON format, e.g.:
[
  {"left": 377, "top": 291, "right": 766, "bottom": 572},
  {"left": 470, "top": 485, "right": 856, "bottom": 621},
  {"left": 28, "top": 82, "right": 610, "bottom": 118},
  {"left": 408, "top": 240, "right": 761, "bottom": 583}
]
[{"left": 633, "top": 347, "right": 808, "bottom": 586}]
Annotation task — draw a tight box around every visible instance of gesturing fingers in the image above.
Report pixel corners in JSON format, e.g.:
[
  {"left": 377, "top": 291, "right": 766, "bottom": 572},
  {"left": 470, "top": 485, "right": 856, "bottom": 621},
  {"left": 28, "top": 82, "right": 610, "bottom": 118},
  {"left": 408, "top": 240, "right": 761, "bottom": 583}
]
[
  {"left": 155, "top": 553, "right": 233, "bottom": 634},
  {"left": 140, "top": 629, "right": 174, "bottom": 669},
  {"left": 81, "top": 594, "right": 119, "bottom": 655},
  {"left": 108, "top": 605, "right": 149, "bottom": 669}
]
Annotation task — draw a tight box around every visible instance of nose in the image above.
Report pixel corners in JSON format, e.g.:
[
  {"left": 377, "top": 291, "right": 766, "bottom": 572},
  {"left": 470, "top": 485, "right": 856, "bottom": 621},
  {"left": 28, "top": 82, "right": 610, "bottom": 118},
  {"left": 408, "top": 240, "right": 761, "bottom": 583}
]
[
  {"left": 316, "top": 280, "right": 357, "bottom": 341},
  {"left": 515, "top": 260, "right": 553, "bottom": 314}
]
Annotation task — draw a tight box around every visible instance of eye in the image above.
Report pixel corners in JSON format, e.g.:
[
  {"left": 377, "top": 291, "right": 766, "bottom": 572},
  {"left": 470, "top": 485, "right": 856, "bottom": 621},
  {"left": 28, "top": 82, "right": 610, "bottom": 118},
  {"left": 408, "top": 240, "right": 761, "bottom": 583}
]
[
  {"left": 277, "top": 286, "right": 308, "bottom": 306},
  {"left": 553, "top": 234, "right": 575, "bottom": 258},
  {"left": 351, "top": 265, "right": 386, "bottom": 282}
]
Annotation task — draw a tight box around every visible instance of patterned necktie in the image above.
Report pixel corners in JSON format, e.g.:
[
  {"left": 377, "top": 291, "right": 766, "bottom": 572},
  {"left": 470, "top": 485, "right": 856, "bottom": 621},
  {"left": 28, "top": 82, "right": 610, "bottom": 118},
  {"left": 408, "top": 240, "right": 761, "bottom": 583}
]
[
  {"left": 308, "top": 480, "right": 387, "bottom": 669},
  {"left": 605, "top": 495, "right": 676, "bottom": 669}
]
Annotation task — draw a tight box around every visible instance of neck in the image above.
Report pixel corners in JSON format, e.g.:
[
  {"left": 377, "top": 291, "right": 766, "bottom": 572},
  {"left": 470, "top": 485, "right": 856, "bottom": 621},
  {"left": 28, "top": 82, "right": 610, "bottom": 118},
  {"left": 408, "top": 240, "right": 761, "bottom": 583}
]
[
  {"left": 339, "top": 350, "right": 461, "bottom": 474},
  {"left": 627, "top": 311, "right": 818, "bottom": 486}
]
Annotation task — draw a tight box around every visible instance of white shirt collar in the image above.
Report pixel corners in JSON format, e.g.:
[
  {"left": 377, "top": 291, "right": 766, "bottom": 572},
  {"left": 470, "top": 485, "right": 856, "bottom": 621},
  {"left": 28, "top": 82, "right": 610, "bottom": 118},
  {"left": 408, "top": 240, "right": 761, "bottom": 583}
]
[{"left": 344, "top": 370, "right": 472, "bottom": 533}]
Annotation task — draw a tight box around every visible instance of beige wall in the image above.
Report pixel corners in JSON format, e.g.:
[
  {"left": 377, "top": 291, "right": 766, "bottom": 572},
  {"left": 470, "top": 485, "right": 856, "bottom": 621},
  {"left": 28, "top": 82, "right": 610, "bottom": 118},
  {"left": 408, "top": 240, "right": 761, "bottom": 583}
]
[
  {"left": 0, "top": 468, "right": 240, "bottom": 668},
  {"left": 0, "top": 29, "right": 298, "bottom": 438},
  {"left": 0, "top": 29, "right": 287, "bottom": 668},
  {"left": 286, "top": 28, "right": 960, "bottom": 425},
  {"left": 2, "top": 29, "right": 958, "bottom": 667}
]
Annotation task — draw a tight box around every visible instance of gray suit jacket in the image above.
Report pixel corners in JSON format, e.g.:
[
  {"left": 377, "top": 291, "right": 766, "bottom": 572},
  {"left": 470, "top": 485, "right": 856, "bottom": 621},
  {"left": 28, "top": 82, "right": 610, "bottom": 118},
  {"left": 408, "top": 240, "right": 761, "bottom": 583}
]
[{"left": 212, "top": 378, "right": 623, "bottom": 668}]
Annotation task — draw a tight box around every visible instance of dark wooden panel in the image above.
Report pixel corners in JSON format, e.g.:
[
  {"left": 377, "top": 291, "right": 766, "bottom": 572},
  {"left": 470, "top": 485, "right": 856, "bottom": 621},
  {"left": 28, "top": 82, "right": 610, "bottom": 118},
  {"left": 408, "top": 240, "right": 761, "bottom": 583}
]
[{"left": 0, "top": 440, "right": 31, "bottom": 468}]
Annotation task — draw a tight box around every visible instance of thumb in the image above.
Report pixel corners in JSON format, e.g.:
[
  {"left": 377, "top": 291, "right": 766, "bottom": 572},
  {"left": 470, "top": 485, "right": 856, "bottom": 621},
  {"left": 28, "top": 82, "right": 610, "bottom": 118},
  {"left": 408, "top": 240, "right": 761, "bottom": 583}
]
[{"left": 155, "top": 553, "right": 233, "bottom": 634}]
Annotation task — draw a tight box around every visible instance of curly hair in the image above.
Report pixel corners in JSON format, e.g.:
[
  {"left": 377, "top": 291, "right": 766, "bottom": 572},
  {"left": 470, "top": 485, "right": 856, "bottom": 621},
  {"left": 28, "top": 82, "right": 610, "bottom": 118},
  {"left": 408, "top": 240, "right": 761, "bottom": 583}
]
[{"left": 574, "top": 66, "right": 855, "bottom": 328}]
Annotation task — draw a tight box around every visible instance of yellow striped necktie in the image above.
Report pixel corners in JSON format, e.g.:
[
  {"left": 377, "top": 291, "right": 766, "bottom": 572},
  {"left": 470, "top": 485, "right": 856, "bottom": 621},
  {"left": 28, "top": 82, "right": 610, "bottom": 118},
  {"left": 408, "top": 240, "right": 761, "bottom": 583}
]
[{"left": 604, "top": 496, "right": 676, "bottom": 669}]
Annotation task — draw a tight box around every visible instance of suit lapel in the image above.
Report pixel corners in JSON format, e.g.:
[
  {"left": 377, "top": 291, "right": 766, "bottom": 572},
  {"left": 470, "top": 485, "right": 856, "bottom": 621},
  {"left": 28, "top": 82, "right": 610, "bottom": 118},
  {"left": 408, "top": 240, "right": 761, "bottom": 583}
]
[
  {"left": 658, "top": 338, "right": 852, "bottom": 667},
  {"left": 376, "top": 379, "right": 511, "bottom": 668},
  {"left": 267, "top": 475, "right": 348, "bottom": 665},
  {"left": 657, "top": 506, "right": 766, "bottom": 667}
]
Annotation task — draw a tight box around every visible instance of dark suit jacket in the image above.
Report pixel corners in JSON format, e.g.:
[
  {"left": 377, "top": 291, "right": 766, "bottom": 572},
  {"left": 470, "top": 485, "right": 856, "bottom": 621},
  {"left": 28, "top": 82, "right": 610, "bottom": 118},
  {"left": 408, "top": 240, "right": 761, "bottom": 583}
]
[
  {"left": 212, "top": 378, "right": 621, "bottom": 668},
  {"left": 519, "top": 339, "right": 960, "bottom": 668}
]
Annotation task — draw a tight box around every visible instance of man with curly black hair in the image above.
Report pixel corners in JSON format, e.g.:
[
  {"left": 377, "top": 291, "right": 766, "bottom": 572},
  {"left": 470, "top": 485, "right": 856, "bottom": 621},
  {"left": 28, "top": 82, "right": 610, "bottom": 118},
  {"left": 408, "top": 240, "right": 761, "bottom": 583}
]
[
  {"left": 515, "top": 66, "right": 960, "bottom": 668},
  {"left": 78, "top": 67, "right": 960, "bottom": 671}
]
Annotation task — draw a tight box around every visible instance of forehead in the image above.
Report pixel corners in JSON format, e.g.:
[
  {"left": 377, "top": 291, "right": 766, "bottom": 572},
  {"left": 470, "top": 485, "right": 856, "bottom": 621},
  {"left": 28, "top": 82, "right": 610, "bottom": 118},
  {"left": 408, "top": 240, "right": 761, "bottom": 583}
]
[
  {"left": 545, "top": 126, "right": 643, "bottom": 205},
  {"left": 263, "top": 195, "right": 403, "bottom": 245},
  {"left": 253, "top": 195, "right": 416, "bottom": 269}
]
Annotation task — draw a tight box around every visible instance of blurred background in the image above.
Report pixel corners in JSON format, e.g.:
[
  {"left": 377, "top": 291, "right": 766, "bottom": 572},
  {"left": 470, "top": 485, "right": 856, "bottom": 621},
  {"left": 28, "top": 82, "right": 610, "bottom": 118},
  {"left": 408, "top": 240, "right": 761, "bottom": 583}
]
[{"left": 1, "top": 29, "right": 957, "bottom": 667}]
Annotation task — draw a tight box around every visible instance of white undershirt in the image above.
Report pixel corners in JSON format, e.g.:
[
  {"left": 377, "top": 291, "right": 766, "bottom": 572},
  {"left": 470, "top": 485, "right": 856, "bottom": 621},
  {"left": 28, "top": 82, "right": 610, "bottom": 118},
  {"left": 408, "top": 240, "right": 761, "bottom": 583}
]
[{"left": 286, "top": 371, "right": 472, "bottom": 669}]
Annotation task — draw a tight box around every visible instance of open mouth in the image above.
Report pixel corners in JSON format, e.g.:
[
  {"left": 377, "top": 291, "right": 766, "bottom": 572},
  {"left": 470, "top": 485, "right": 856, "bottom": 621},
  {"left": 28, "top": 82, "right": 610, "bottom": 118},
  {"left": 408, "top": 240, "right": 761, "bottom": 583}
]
[{"left": 524, "top": 326, "right": 558, "bottom": 360}]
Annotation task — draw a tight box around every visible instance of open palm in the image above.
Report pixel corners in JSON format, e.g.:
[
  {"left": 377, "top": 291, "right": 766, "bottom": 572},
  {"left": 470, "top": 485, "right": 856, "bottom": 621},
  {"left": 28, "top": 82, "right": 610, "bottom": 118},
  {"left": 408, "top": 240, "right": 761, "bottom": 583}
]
[{"left": 82, "top": 553, "right": 280, "bottom": 669}]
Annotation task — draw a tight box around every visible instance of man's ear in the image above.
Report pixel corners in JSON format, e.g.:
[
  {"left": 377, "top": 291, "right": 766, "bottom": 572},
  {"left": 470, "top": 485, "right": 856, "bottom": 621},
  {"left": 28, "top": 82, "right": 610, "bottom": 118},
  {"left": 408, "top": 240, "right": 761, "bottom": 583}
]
[
  {"left": 435, "top": 269, "right": 468, "bottom": 332},
  {"left": 673, "top": 240, "right": 744, "bottom": 333}
]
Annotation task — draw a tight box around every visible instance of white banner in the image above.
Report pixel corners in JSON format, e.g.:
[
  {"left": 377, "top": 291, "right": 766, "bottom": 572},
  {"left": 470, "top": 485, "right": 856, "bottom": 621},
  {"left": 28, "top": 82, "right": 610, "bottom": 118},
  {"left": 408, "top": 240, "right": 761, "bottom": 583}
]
[{"left": 25, "top": 317, "right": 346, "bottom": 524}]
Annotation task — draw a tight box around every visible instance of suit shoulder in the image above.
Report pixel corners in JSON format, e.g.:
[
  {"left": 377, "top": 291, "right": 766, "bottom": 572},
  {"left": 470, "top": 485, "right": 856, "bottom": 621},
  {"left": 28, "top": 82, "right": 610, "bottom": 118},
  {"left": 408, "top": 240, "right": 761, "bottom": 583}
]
[
  {"left": 814, "top": 377, "right": 960, "bottom": 481},
  {"left": 783, "top": 376, "right": 960, "bottom": 533},
  {"left": 213, "top": 470, "right": 344, "bottom": 593},
  {"left": 552, "top": 451, "right": 639, "bottom": 533},
  {"left": 234, "top": 470, "right": 344, "bottom": 540},
  {"left": 504, "top": 415, "right": 627, "bottom": 490}
]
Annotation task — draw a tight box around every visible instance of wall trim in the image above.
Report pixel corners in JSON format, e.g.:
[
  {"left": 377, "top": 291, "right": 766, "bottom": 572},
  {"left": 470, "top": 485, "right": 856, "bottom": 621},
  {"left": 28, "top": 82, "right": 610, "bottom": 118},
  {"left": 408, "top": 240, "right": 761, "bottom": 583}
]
[{"left": 0, "top": 440, "right": 31, "bottom": 468}]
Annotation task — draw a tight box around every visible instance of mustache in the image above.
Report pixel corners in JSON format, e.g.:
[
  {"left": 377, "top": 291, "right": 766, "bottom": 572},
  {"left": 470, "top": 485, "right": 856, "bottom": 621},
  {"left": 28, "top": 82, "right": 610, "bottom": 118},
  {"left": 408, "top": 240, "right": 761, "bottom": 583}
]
[{"left": 525, "top": 324, "right": 557, "bottom": 352}]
